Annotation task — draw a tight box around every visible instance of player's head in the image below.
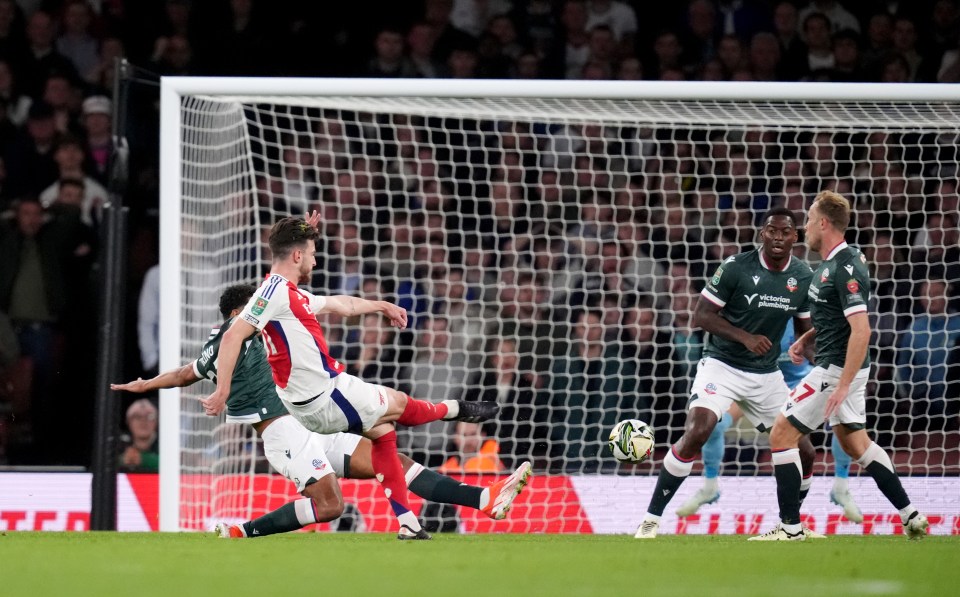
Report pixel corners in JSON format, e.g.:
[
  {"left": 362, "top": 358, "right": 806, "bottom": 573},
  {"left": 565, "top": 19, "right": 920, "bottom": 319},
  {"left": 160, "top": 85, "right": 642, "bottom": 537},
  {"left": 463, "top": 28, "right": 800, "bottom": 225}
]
[
  {"left": 219, "top": 283, "right": 257, "bottom": 320},
  {"left": 268, "top": 217, "right": 320, "bottom": 283},
  {"left": 806, "top": 190, "right": 851, "bottom": 252},
  {"left": 759, "top": 206, "right": 799, "bottom": 264}
]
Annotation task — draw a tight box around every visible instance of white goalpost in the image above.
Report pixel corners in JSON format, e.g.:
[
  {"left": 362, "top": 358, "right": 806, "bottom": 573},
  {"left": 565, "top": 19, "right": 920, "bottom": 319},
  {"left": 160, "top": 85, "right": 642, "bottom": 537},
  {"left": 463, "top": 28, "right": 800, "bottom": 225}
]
[{"left": 159, "top": 78, "right": 960, "bottom": 534}]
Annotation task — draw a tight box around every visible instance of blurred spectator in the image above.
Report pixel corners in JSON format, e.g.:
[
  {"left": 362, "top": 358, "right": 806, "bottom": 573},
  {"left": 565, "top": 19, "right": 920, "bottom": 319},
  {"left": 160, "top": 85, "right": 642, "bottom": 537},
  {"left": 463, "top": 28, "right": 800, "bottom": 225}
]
[
  {"left": 38, "top": 135, "right": 107, "bottom": 226},
  {"left": 773, "top": 0, "right": 808, "bottom": 79},
  {"left": 425, "top": 0, "right": 476, "bottom": 63},
  {"left": 4, "top": 101, "right": 59, "bottom": 197},
  {"left": 438, "top": 420, "right": 505, "bottom": 473},
  {"left": 749, "top": 31, "right": 783, "bottom": 81},
  {"left": 463, "top": 336, "right": 547, "bottom": 469},
  {"left": 118, "top": 398, "right": 159, "bottom": 473},
  {"left": 803, "top": 12, "right": 835, "bottom": 73},
  {"left": 398, "top": 315, "right": 465, "bottom": 467},
  {"left": 892, "top": 16, "right": 925, "bottom": 81},
  {"left": 451, "top": 0, "right": 511, "bottom": 38},
  {"left": 547, "top": 309, "right": 638, "bottom": 472},
  {"left": 716, "top": 0, "right": 771, "bottom": 42},
  {"left": 21, "top": 10, "right": 78, "bottom": 97},
  {"left": 80, "top": 94, "right": 112, "bottom": 183},
  {"left": 862, "top": 11, "right": 894, "bottom": 73},
  {"left": 151, "top": 33, "right": 193, "bottom": 75},
  {"left": 366, "top": 27, "right": 416, "bottom": 78},
  {"left": 828, "top": 28, "right": 864, "bottom": 81},
  {"left": 683, "top": 0, "right": 720, "bottom": 67},
  {"left": 545, "top": 0, "right": 590, "bottom": 79},
  {"left": 0, "top": 57, "right": 29, "bottom": 126},
  {"left": 586, "top": 0, "right": 636, "bottom": 58},
  {"left": 0, "top": 198, "right": 88, "bottom": 463},
  {"left": 798, "top": 0, "right": 860, "bottom": 34},
  {"left": 407, "top": 21, "right": 440, "bottom": 78},
  {"left": 56, "top": 0, "right": 98, "bottom": 81},
  {"left": 896, "top": 279, "right": 960, "bottom": 419}
]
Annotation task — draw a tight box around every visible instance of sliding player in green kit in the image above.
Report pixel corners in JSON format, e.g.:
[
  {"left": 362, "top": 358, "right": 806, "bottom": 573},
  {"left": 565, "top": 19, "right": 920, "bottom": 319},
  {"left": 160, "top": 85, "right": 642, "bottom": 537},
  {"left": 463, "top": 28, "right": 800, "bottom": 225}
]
[{"left": 113, "top": 284, "right": 531, "bottom": 538}]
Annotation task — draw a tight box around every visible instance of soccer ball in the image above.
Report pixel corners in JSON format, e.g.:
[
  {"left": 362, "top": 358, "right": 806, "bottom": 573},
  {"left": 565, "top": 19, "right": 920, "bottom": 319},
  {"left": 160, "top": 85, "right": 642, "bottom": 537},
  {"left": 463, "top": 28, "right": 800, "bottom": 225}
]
[{"left": 607, "top": 419, "right": 655, "bottom": 463}]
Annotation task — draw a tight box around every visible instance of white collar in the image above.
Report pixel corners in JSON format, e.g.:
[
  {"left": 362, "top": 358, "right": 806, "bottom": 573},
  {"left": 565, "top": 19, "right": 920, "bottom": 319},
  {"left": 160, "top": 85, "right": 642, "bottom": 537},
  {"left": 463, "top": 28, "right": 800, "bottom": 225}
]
[
  {"left": 759, "top": 250, "right": 792, "bottom": 272},
  {"left": 825, "top": 240, "right": 848, "bottom": 261}
]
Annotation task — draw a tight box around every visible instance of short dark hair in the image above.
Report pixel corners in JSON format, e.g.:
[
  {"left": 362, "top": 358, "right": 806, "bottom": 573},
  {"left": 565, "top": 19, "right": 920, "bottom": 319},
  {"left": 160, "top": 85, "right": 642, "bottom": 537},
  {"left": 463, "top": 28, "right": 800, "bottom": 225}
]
[
  {"left": 762, "top": 206, "right": 799, "bottom": 228},
  {"left": 268, "top": 217, "right": 320, "bottom": 261},
  {"left": 219, "top": 283, "right": 257, "bottom": 319}
]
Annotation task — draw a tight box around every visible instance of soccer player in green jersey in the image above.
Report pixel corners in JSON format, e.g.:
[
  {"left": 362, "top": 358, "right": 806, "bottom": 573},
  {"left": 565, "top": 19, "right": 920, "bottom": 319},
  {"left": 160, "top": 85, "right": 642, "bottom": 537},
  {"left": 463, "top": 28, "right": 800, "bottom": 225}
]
[
  {"left": 112, "top": 284, "right": 531, "bottom": 539},
  {"left": 752, "top": 190, "right": 928, "bottom": 541},
  {"left": 636, "top": 207, "right": 821, "bottom": 539}
]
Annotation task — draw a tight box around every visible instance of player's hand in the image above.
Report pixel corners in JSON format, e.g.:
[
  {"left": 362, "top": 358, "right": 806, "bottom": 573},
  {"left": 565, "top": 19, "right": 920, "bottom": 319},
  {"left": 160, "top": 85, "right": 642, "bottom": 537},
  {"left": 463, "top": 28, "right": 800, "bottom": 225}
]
[
  {"left": 742, "top": 334, "right": 773, "bottom": 355},
  {"left": 379, "top": 301, "right": 408, "bottom": 329},
  {"left": 111, "top": 378, "right": 148, "bottom": 393},
  {"left": 201, "top": 390, "right": 228, "bottom": 416},
  {"left": 788, "top": 339, "right": 807, "bottom": 365},
  {"left": 824, "top": 384, "right": 849, "bottom": 419},
  {"left": 305, "top": 209, "right": 321, "bottom": 229}
]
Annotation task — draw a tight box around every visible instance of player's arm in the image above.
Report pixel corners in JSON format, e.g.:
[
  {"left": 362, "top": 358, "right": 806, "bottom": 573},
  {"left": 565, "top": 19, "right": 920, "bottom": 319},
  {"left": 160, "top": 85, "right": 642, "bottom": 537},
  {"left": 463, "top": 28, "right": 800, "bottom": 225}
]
[
  {"left": 789, "top": 316, "right": 815, "bottom": 364},
  {"left": 314, "top": 295, "right": 407, "bottom": 329},
  {"left": 692, "top": 295, "right": 772, "bottom": 355},
  {"left": 824, "top": 311, "right": 870, "bottom": 418},
  {"left": 202, "top": 318, "right": 257, "bottom": 416},
  {"left": 111, "top": 363, "right": 201, "bottom": 393}
]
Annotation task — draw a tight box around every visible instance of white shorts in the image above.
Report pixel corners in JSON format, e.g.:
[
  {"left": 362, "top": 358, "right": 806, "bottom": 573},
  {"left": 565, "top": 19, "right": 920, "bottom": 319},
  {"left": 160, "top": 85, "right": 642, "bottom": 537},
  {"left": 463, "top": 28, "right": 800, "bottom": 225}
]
[
  {"left": 281, "top": 372, "right": 390, "bottom": 435},
  {"left": 780, "top": 365, "right": 869, "bottom": 433},
  {"left": 261, "top": 415, "right": 363, "bottom": 493},
  {"left": 688, "top": 357, "right": 789, "bottom": 432}
]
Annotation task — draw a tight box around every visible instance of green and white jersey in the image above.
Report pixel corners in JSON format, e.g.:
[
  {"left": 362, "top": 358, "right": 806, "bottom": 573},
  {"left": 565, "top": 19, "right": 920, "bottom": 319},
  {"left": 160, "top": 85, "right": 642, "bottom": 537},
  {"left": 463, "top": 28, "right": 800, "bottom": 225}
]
[
  {"left": 807, "top": 241, "right": 871, "bottom": 370},
  {"left": 192, "top": 317, "right": 287, "bottom": 423},
  {"left": 701, "top": 248, "right": 813, "bottom": 373}
]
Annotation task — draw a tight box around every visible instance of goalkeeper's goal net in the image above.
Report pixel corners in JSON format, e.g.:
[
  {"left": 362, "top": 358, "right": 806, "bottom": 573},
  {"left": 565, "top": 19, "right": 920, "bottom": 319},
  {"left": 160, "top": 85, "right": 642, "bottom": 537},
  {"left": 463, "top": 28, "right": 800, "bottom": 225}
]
[{"left": 159, "top": 79, "right": 960, "bottom": 534}]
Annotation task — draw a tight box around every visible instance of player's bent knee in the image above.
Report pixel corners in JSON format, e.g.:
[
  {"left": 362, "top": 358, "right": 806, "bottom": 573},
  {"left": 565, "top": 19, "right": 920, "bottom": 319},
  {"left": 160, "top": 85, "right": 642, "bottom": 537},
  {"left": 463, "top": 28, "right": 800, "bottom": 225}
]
[
  {"left": 769, "top": 415, "right": 801, "bottom": 450},
  {"left": 302, "top": 478, "right": 345, "bottom": 522}
]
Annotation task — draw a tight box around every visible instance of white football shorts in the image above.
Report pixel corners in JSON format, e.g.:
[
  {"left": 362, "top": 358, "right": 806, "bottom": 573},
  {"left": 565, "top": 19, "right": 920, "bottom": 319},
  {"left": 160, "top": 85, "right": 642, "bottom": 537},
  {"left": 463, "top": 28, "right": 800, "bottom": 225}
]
[
  {"left": 780, "top": 365, "right": 869, "bottom": 433},
  {"left": 688, "top": 357, "right": 790, "bottom": 432},
  {"left": 261, "top": 414, "right": 363, "bottom": 493},
  {"left": 281, "top": 371, "right": 390, "bottom": 436}
]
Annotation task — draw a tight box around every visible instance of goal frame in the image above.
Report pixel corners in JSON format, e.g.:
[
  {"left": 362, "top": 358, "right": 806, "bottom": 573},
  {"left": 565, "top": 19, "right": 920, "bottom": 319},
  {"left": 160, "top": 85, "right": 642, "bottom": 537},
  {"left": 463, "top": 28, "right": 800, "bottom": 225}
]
[{"left": 158, "top": 77, "right": 960, "bottom": 532}]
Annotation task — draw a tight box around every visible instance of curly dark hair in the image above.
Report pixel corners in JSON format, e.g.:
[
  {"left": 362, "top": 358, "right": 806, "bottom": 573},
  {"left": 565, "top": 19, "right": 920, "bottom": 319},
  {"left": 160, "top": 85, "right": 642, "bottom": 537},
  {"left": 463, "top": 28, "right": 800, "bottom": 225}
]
[
  {"left": 219, "top": 283, "right": 258, "bottom": 319},
  {"left": 268, "top": 217, "right": 320, "bottom": 260}
]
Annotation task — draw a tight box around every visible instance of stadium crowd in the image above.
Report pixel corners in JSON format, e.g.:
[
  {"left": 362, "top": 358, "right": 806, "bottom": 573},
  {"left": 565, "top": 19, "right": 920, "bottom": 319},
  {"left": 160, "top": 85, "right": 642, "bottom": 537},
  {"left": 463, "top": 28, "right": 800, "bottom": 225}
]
[{"left": 0, "top": 0, "right": 956, "bottom": 474}]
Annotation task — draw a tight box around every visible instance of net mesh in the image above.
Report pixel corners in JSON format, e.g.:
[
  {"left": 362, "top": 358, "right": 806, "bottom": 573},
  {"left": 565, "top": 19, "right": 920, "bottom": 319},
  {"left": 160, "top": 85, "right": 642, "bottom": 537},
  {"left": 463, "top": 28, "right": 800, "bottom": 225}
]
[{"left": 176, "top": 93, "right": 960, "bottom": 532}]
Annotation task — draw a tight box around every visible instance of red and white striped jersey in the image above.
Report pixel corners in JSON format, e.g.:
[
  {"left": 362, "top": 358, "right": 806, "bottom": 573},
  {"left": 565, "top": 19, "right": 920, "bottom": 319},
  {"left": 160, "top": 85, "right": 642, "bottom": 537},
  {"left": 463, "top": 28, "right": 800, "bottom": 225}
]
[{"left": 239, "top": 274, "right": 344, "bottom": 402}]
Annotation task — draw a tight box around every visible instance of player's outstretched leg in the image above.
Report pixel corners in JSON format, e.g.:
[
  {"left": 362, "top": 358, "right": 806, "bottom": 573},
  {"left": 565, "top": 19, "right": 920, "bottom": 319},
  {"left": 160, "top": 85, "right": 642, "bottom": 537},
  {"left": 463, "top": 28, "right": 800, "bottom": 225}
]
[
  {"left": 215, "top": 474, "right": 346, "bottom": 538},
  {"left": 393, "top": 391, "right": 499, "bottom": 426},
  {"left": 635, "top": 447, "right": 697, "bottom": 539},
  {"left": 837, "top": 427, "right": 927, "bottom": 540},
  {"left": 676, "top": 411, "right": 730, "bottom": 517},
  {"left": 828, "top": 432, "right": 863, "bottom": 523}
]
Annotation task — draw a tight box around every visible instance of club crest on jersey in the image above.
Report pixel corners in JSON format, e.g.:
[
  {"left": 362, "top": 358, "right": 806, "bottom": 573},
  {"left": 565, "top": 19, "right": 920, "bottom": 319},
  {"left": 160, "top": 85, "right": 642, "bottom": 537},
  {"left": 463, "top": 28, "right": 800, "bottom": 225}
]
[
  {"left": 786, "top": 277, "right": 798, "bottom": 292},
  {"left": 846, "top": 279, "right": 859, "bottom": 293},
  {"left": 251, "top": 297, "right": 269, "bottom": 316},
  {"left": 312, "top": 459, "right": 327, "bottom": 471},
  {"left": 704, "top": 382, "right": 718, "bottom": 395},
  {"left": 820, "top": 269, "right": 829, "bottom": 283}
]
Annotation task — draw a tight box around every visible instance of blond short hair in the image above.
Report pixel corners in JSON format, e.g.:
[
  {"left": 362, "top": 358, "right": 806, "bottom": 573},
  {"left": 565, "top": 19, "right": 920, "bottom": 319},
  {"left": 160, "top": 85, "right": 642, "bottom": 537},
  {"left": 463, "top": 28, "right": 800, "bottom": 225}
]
[{"left": 812, "top": 190, "right": 851, "bottom": 232}]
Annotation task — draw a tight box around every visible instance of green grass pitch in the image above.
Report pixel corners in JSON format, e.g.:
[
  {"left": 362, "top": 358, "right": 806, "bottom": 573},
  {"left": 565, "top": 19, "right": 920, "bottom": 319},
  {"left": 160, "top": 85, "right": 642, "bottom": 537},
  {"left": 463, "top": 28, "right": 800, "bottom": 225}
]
[{"left": 1, "top": 532, "right": 957, "bottom": 597}]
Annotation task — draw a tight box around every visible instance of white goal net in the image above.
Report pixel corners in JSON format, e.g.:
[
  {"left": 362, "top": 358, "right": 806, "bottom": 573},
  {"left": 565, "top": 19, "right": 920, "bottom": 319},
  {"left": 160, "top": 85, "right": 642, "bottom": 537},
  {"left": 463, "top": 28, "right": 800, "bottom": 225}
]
[{"left": 160, "top": 80, "right": 960, "bottom": 534}]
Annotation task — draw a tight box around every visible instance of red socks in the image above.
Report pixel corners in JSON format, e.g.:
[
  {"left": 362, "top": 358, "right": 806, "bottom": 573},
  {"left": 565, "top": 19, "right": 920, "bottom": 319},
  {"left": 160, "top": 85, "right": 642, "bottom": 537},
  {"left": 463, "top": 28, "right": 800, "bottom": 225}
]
[
  {"left": 371, "top": 430, "right": 411, "bottom": 516},
  {"left": 396, "top": 396, "right": 449, "bottom": 426}
]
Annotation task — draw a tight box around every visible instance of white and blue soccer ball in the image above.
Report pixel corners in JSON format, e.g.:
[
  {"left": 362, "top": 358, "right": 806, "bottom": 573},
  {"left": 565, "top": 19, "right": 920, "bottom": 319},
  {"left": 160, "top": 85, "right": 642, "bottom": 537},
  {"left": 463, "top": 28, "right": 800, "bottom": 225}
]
[{"left": 607, "top": 419, "right": 655, "bottom": 463}]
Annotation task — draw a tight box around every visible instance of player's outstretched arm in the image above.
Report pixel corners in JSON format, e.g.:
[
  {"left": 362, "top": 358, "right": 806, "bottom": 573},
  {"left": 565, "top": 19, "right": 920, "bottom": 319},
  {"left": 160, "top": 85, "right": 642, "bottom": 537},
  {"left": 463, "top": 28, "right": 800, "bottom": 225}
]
[
  {"left": 318, "top": 295, "right": 407, "bottom": 329},
  {"left": 202, "top": 318, "right": 256, "bottom": 416},
  {"left": 692, "top": 295, "right": 772, "bottom": 355},
  {"left": 111, "top": 363, "right": 201, "bottom": 393}
]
